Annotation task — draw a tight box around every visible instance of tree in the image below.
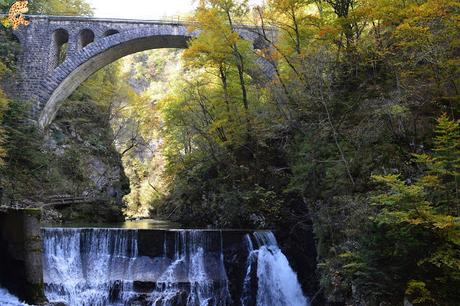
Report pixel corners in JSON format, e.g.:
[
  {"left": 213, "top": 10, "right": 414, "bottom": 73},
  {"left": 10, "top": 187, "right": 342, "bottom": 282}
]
[
  {"left": 363, "top": 114, "right": 460, "bottom": 305},
  {"left": 0, "top": 61, "right": 9, "bottom": 167},
  {"left": 187, "top": 0, "right": 258, "bottom": 137},
  {"left": 29, "top": 0, "right": 93, "bottom": 16}
]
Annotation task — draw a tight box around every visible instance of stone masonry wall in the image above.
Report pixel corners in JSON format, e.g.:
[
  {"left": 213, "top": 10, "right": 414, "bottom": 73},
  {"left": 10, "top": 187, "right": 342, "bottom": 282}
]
[
  {"left": 13, "top": 16, "right": 273, "bottom": 127},
  {"left": 0, "top": 207, "right": 46, "bottom": 305}
]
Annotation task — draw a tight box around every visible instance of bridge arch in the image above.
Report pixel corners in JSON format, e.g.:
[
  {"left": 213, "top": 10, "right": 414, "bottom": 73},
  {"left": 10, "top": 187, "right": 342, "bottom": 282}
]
[
  {"left": 78, "top": 29, "right": 95, "bottom": 49},
  {"left": 13, "top": 16, "right": 273, "bottom": 130},
  {"left": 50, "top": 28, "right": 69, "bottom": 69},
  {"left": 38, "top": 27, "right": 193, "bottom": 129}
]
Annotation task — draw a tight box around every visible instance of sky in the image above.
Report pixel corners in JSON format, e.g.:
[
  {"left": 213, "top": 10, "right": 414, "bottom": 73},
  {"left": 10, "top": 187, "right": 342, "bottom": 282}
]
[
  {"left": 86, "top": 0, "right": 263, "bottom": 20},
  {"left": 86, "top": 0, "right": 197, "bottom": 19}
]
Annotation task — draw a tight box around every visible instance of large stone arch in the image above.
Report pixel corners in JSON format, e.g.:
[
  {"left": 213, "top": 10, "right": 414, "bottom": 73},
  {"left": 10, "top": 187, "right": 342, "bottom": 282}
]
[
  {"left": 38, "top": 26, "right": 194, "bottom": 129},
  {"left": 13, "top": 16, "right": 275, "bottom": 130}
]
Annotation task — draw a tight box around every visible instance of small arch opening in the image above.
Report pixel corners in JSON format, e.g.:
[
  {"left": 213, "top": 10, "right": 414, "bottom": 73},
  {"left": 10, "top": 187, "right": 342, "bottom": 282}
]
[
  {"left": 104, "top": 29, "right": 119, "bottom": 37},
  {"left": 51, "top": 28, "right": 69, "bottom": 69},
  {"left": 79, "top": 29, "right": 95, "bottom": 49}
]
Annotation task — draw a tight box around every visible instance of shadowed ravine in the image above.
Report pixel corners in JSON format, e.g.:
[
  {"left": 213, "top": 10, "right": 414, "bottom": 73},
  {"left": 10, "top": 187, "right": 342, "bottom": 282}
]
[{"left": 41, "top": 228, "right": 309, "bottom": 306}]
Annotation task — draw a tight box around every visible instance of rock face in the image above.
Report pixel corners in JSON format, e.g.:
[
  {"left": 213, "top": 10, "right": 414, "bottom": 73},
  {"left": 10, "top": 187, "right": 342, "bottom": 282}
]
[
  {"left": 41, "top": 99, "right": 130, "bottom": 223},
  {"left": 0, "top": 208, "right": 46, "bottom": 305}
]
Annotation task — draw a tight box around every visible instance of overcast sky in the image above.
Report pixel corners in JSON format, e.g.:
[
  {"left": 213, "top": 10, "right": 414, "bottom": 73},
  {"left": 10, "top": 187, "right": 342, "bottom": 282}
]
[{"left": 86, "top": 0, "right": 263, "bottom": 20}]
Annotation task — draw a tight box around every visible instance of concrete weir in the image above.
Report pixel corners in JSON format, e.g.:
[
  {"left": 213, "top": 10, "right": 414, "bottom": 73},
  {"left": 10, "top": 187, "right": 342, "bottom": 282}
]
[
  {"left": 136, "top": 229, "right": 256, "bottom": 302},
  {"left": 0, "top": 218, "right": 308, "bottom": 305},
  {"left": 40, "top": 227, "right": 309, "bottom": 305},
  {"left": 0, "top": 210, "right": 257, "bottom": 306},
  {"left": 42, "top": 227, "right": 257, "bottom": 305},
  {"left": 0, "top": 208, "right": 46, "bottom": 305}
]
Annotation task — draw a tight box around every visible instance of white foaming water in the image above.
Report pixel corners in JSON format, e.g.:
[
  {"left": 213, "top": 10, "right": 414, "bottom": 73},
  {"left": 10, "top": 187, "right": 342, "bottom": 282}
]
[
  {"left": 0, "top": 288, "right": 27, "bottom": 306},
  {"left": 241, "top": 232, "right": 310, "bottom": 306},
  {"left": 150, "top": 230, "right": 231, "bottom": 306},
  {"left": 43, "top": 228, "right": 307, "bottom": 306},
  {"left": 44, "top": 228, "right": 231, "bottom": 306},
  {"left": 43, "top": 228, "right": 138, "bottom": 306}
]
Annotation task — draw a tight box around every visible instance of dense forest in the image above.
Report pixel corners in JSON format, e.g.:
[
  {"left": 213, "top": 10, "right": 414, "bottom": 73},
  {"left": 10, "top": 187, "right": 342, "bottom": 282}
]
[{"left": 0, "top": 0, "right": 459, "bottom": 305}]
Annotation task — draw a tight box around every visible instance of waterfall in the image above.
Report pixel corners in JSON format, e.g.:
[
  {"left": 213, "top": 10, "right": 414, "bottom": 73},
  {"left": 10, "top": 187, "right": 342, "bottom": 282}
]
[
  {"left": 0, "top": 288, "right": 28, "bottom": 306},
  {"left": 241, "top": 231, "right": 310, "bottom": 306},
  {"left": 149, "top": 230, "right": 231, "bottom": 306},
  {"left": 43, "top": 228, "right": 231, "bottom": 306},
  {"left": 43, "top": 228, "right": 138, "bottom": 306},
  {"left": 43, "top": 228, "right": 308, "bottom": 306}
]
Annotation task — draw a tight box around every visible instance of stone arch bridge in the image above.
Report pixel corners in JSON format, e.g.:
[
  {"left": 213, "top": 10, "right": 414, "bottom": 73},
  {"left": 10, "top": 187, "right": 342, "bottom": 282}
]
[{"left": 12, "top": 15, "right": 274, "bottom": 129}]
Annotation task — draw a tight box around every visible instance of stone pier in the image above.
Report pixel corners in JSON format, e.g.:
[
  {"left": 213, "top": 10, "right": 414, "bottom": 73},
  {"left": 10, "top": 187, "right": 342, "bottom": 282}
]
[{"left": 0, "top": 208, "right": 46, "bottom": 305}]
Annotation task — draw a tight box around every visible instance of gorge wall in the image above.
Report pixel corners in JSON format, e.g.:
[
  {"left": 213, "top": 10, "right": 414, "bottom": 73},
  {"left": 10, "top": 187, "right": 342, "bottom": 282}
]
[{"left": 40, "top": 97, "right": 130, "bottom": 223}]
